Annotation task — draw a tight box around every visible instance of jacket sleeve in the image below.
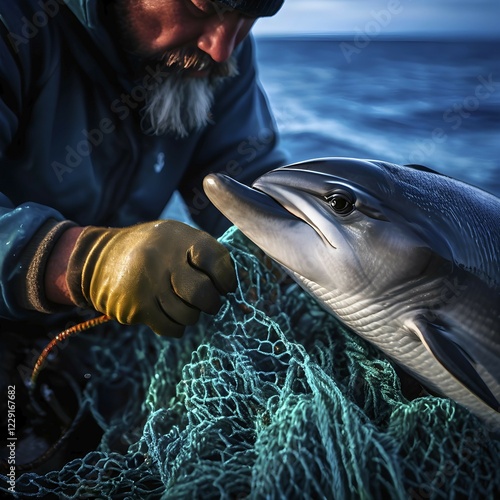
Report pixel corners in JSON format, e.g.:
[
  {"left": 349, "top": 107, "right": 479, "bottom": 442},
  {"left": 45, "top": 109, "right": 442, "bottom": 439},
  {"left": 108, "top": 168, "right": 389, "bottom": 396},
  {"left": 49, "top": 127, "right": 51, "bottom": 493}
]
[
  {"left": 178, "top": 36, "right": 290, "bottom": 236},
  {"left": 0, "top": 9, "right": 74, "bottom": 321}
]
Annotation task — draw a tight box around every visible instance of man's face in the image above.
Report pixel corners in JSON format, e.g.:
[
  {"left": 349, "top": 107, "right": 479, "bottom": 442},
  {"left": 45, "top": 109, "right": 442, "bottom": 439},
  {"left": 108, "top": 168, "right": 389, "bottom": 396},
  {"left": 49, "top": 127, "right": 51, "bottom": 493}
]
[
  {"left": 113, "top": 0, "right": 257, "bottom": 137},
  {"left": 117, "top": 0, "right": 256, "bottom": 65}
]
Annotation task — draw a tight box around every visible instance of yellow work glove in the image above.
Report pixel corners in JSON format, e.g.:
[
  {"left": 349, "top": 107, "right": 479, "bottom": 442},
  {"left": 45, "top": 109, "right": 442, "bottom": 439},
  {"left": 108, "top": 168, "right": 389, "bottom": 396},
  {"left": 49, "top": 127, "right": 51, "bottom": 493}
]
[{"left": 66, "top": 220, "right": 236, "bottom": 337}]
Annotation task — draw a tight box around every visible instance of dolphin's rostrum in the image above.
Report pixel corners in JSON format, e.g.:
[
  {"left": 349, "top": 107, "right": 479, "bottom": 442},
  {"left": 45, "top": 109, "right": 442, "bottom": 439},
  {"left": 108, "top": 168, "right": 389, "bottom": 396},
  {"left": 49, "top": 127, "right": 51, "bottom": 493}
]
[{"left": 203, "top": 158, "right": 500, "bottom": 431}]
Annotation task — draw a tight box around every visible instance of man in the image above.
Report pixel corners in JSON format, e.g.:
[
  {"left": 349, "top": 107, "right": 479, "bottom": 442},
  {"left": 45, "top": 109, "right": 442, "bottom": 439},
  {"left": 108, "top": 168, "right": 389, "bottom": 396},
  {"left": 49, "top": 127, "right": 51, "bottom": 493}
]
[{"left": 0, "top": 0, "right": 287, "bottom": 338}]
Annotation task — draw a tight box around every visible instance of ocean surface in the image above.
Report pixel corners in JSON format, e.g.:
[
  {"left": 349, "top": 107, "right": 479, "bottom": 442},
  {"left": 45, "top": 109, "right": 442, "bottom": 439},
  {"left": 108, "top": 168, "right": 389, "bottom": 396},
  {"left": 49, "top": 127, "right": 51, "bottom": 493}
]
[{"left": 254, "top": 37, "right": 500, "bottom": 197}]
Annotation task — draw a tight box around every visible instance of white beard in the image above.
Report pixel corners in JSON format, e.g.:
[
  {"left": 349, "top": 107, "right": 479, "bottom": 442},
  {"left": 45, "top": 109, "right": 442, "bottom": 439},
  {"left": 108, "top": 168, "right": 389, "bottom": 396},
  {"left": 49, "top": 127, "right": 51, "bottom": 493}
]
[{"left": 141, "top": 56, "right": 239, "bottom": 138}]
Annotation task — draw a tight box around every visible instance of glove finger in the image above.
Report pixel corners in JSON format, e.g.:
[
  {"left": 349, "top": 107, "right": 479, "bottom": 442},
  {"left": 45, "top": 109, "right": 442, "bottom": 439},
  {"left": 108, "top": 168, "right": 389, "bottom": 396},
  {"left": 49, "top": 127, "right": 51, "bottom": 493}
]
[
  {"left": 149, "top": 315, "right": 186, "bottom": 339},
  {"left": 157, "top": 287, "right": 201, "bottom": 326},
  {"left": 171, "top": 267, "right": 223, "bottom": 315},
  {"left": 188, "top": 238, "right": 237, "bottom": 294},
  {"left": 117, "top": 299, "right": 187, "bottom": 338}
]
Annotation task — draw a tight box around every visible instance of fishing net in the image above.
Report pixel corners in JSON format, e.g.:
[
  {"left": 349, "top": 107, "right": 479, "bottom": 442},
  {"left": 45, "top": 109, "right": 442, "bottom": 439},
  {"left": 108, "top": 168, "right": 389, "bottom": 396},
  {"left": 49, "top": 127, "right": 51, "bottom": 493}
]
[{"left": 1, "top": 227, "right": 499, "bottom": 499}]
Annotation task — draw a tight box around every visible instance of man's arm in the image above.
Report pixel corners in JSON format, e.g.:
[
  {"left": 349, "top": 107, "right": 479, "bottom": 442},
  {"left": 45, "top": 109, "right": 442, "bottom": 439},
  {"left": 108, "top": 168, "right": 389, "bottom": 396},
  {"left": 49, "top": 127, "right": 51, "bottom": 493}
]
[{"left": 0, "top": 2, "right": 75, "bottom": 320}]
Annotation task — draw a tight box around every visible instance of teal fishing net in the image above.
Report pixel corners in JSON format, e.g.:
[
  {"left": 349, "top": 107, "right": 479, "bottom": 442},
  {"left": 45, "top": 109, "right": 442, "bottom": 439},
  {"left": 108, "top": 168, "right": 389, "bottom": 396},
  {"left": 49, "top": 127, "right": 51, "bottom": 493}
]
[{"left": 1, "top": 227, "right": 500, "bottom": 498}]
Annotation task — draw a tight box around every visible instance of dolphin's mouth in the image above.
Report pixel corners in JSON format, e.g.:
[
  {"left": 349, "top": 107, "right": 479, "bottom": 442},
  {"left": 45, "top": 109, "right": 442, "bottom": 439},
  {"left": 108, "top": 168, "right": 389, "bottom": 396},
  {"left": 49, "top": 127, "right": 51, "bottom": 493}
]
[
  {"left": 203, "top": 173, "right": 300, "bottom": 224},
  {"left": 203, "top": 172, "right": 340, "bottom": 255},
  {"left": 203, "top": 172, "right": 325, "bottom": 275}
]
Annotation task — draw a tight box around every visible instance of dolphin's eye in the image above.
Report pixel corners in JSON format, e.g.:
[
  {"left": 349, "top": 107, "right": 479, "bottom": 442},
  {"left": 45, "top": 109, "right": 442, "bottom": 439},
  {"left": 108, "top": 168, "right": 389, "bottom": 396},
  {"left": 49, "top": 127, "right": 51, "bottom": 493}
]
[{"left": 325, "top": 191, "right": 355, "bottom": 216}]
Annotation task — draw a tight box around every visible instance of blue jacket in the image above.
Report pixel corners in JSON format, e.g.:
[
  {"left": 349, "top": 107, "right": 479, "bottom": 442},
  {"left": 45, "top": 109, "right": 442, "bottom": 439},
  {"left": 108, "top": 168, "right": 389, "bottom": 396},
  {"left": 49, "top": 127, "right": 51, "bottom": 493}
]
[{"left": 0, "top": 0, "right": 287, "bottom": 321}]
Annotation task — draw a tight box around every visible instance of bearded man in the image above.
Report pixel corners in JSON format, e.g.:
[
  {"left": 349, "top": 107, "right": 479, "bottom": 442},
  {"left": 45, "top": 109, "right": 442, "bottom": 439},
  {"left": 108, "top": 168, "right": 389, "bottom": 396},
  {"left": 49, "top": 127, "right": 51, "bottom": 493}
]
[{"left": 0, "top": 0, "right": 287, "bottom": 337}]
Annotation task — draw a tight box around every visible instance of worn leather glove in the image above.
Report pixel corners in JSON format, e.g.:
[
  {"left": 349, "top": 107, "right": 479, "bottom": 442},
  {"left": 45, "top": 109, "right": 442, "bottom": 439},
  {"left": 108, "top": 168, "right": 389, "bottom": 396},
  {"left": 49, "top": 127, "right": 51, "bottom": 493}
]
[{"left": 66, "top": 220, "right": 236, "bottom": 337}]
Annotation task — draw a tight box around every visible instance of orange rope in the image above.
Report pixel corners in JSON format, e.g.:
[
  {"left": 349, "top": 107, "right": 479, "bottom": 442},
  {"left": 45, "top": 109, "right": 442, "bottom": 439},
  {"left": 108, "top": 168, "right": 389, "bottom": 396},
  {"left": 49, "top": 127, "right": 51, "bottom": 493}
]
[{"left": 30, "top": 314, "right": 112, "bottom": 388}]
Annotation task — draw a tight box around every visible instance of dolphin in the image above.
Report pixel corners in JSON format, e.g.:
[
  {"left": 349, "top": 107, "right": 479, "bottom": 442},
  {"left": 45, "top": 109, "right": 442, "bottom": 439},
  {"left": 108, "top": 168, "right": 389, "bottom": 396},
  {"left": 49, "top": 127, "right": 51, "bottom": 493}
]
[{"left": 203, "top": 158, "right": 500, "bottom": 430}]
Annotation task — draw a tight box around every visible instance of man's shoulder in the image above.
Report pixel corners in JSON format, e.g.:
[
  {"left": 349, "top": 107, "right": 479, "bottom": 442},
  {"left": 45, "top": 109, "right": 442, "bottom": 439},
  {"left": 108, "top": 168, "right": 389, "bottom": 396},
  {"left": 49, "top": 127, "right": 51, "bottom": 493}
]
[
  {"left": 0, "top": 0, "right": 68, "bottom": 61},
  {"left": 0, "top": 0, "right": 68, "bottom": 34}
]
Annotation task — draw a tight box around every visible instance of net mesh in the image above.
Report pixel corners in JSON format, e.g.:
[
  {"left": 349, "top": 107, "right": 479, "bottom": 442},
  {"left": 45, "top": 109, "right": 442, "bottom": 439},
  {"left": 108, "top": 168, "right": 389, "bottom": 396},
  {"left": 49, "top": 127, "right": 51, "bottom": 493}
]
[{"left": 1, "top": 227, "right": 499, "bottom": 498}]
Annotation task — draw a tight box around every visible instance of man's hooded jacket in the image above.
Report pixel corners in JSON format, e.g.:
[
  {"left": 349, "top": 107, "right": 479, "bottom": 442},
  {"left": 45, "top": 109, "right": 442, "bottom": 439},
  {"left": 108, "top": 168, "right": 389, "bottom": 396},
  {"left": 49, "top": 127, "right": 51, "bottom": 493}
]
[{"left": 0, "top": 0, "right": 287, "bottom": 321}]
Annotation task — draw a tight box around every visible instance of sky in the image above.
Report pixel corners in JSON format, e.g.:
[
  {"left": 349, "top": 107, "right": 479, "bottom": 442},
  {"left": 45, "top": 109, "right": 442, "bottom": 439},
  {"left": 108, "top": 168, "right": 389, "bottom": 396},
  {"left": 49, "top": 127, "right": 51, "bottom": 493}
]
[{"left": 253, "top": 0, "right": 500, "bottom": 38}]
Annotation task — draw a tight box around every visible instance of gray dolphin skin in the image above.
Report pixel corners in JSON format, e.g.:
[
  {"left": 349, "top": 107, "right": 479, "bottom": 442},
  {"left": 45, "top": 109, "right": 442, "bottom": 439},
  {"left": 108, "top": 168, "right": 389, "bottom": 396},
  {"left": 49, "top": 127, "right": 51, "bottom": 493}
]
[{"left": 203, "top": 158, "right": 500, "bottom": 431}]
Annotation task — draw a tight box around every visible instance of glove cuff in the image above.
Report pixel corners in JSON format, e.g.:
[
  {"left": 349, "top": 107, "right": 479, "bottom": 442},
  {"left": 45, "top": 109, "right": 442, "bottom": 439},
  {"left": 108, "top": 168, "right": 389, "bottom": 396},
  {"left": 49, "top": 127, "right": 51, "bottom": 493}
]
[
  {"left": 66, "top": 226, "right": 114, "bottom": 308},
  {"left": 18, "top": 219, "right": 78, "bottom": 313}
]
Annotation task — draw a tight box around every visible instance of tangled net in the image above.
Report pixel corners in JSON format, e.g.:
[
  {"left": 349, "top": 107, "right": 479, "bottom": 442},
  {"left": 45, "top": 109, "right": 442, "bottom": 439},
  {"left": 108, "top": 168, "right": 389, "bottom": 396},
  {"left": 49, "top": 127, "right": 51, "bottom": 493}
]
[{"left": 1, "top": 227, "right": 499, "bottom": 498}]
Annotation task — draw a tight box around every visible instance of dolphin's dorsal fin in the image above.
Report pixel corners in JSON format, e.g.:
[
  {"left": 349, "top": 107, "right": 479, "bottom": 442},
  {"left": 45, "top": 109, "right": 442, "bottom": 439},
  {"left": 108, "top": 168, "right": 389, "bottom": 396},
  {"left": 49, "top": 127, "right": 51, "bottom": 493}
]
[{"left": 410, "top": 317, "right": 500, "bottom": 412}]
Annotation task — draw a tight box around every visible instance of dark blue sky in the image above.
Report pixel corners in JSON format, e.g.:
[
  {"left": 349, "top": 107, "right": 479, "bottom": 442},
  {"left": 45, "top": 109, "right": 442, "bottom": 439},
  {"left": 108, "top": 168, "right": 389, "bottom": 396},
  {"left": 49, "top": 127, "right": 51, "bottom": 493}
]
[{"left": 254, "top": 0, "right": 500, "bottom": 37}]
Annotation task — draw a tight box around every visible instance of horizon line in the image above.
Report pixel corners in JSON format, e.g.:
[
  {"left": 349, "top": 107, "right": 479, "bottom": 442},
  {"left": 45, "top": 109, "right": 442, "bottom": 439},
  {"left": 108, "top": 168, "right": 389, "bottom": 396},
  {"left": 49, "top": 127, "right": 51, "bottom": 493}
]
[{"left": 253, "top": 32, "right": 500, "bottom": 41}]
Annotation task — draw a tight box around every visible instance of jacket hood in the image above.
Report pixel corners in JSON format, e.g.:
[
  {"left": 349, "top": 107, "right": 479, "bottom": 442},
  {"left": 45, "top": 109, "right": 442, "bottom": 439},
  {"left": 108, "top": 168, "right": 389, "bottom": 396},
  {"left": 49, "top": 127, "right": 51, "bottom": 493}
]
[
  {"left": 64, "top": 0, "right": 142, "bottom": 78},
  {"left": 65, "top": 0, "right": 102, "bottom": 31}
]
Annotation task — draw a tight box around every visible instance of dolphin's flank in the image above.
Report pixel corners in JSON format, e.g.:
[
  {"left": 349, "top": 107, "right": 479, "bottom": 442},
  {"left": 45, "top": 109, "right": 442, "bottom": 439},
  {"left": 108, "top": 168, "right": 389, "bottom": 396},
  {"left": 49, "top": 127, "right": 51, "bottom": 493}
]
[{"left": 203, "top": 157, "right": 500, "bottom": 431}]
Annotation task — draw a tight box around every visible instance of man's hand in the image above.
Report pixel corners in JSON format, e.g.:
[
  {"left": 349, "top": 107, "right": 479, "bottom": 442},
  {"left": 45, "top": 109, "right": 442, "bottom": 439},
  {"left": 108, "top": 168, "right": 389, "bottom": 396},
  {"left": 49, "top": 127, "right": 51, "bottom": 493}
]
[{"left": 58, "top": 221, "right": 236, "bottom": 336}]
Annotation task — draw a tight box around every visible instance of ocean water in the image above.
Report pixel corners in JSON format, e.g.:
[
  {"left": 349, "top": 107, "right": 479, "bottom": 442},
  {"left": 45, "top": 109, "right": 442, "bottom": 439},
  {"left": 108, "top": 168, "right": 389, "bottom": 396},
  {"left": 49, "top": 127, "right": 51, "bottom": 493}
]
[{"left": 254, "top": 37, "right": 500, "bottom": 197}]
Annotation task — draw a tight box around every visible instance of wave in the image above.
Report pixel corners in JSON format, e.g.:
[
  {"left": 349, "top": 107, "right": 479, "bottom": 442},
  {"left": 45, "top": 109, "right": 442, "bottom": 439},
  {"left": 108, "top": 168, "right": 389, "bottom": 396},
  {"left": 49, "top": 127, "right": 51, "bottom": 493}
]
[{"left": 256, "top": 39, "right": 500, "bottom": 196}]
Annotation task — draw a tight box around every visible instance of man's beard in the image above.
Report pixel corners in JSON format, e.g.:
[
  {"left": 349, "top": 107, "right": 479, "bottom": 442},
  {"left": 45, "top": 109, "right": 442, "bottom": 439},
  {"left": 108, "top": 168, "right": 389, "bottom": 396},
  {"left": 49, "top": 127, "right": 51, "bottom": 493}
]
[
  {"left": 111, "top": 1, "right": 240, "bottom": 137},
  {"left": 141, "top": 48, "right": 239, "bottom": 138}
]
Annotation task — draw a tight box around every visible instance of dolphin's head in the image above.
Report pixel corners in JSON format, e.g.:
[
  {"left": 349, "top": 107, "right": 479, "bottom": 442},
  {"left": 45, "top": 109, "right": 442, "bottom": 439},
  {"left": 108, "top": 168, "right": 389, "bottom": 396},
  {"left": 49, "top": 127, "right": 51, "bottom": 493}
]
[
  {"left": 204, "top": 158, "right": 450, "bottom": 312},
  {"left": 203, "top": 158, "right": 500, "bottom": 426}
]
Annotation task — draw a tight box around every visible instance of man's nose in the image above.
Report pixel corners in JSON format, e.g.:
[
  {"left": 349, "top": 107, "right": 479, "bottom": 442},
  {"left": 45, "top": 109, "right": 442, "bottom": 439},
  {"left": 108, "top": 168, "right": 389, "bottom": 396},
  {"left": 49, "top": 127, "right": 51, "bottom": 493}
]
[{"left": 197, "top": 13, "right": 252, "bottom": 63}]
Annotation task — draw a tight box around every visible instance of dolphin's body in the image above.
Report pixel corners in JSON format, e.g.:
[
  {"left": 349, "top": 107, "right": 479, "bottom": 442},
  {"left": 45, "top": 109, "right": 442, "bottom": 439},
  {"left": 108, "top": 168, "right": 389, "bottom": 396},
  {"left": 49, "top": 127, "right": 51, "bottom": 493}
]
[{"left": 203, "top": 158, "right": 500, "bottom": 430}]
